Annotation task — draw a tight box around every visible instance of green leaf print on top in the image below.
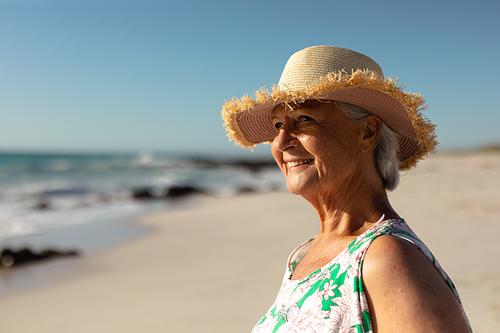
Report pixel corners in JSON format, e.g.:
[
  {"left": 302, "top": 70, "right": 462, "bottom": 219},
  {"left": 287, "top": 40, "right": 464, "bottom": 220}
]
[{"left": 294, "top": 263, "right": 350, "bottom": 311}]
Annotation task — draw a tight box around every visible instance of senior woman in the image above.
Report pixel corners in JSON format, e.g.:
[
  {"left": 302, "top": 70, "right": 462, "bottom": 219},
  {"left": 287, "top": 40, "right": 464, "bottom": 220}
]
[{"left": 221, "top": 46, "right": 471, "bottom": 333}]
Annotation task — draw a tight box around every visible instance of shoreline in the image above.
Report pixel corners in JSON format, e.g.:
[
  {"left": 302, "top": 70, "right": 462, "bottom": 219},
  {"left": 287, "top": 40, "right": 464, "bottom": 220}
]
[
  {"left": 0, "top": 153, "right": 498, "bottom": 332},
  {"left": 0, "top": 215, "right": 151, "bottom": 298},
  {"left": 0, "top": 196, "right": 208, "bottom": 297}
]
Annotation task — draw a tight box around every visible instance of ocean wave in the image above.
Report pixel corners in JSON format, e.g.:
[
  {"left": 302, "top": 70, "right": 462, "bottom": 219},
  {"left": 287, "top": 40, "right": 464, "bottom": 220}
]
[{"left": 0, "top": 152, "right": 285, "bottom": 240}]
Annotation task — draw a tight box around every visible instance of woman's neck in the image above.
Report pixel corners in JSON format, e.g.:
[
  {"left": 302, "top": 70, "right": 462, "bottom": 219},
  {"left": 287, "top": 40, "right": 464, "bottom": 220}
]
[{"left": 302, "top": 177, "right": 399, "bottom": 236}]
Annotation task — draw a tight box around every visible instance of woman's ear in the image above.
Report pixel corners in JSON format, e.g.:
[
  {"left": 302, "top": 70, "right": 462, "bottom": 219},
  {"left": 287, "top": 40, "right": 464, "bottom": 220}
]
[{"left": 360, "top": 115, "right": 382, "bottom": 153}]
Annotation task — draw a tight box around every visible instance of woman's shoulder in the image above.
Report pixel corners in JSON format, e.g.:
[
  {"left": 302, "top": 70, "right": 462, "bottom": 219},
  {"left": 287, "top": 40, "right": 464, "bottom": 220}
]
[
  {"left": 363, "top": 233, "right": 427, "bottom": 273},
  {"left": 362, "top": 235, "right": 471, "bottom": 332}
]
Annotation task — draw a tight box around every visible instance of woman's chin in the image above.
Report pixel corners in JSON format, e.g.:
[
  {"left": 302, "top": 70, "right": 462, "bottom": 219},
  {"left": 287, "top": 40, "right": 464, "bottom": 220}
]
[
  {"left": 286, "top": 187, "right": 302, "bottom": 195},
  {"left": 285, "top": 180, "right": 316, "bottom": 196}
]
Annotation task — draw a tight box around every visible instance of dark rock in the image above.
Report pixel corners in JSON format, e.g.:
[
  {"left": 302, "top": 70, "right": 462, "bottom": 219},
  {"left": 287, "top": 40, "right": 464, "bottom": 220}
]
[
  {"left": 132, "top": 188, "right": 155, "bottom": 199},
  {"left": 191, "top": 158, "right": 278, "bottom": 172},
  {"left": 0, "top": 248, "right": 79, "bottom": 268},
  {"left": 35, "top": 199, "right": 50, "bottom": 210},
  {"left": 165, "top": 185, "right": 202, "bottom": 198}
]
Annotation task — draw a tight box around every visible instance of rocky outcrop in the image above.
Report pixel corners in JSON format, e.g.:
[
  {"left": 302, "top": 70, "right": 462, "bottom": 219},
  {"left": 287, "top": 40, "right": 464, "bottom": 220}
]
[{"left": 0, "top": 248, "right": 79, "bottom": 267}]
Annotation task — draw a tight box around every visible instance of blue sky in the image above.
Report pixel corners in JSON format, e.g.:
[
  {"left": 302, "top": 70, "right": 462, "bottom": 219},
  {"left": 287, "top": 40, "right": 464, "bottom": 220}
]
[{"left": 1, "top": 0, "right": 499, "bottom": 158}]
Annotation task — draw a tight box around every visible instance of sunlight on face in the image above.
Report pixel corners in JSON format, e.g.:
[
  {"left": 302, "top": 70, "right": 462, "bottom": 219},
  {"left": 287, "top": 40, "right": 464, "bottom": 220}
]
[{"left": 271, "top": 101, "right": 364, "bottom": 197}]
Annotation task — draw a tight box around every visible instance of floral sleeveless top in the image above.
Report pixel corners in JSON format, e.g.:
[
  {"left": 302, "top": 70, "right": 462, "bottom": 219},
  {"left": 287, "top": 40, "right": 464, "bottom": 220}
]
[{"left": 251, "top": 218, "right": 471, "bottom": 333}]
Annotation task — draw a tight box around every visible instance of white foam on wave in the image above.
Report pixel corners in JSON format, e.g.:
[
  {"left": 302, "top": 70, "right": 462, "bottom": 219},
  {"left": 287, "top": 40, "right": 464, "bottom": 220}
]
[
  {"left": 0, "top": 152, "right": 286, "bottom": 241},
  {"left": 0, "top": 196, "right": 148, "bottom": 241}
]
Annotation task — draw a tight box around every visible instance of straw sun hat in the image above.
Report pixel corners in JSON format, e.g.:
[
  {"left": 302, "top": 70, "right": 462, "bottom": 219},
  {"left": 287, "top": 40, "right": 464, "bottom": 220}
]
[{"left": 221, "top": 45, "right": 437, "bottom": 171}]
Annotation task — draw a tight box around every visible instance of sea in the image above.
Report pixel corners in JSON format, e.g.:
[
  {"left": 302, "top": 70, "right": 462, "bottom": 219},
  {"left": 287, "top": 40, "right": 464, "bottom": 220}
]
[{"left": 0, "top": 151, "right": 285, "bottom": 250}]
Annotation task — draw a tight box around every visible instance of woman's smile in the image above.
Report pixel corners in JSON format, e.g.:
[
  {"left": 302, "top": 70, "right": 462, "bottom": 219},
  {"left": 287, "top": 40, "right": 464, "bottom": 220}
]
[{"left": 285, "top": 158, "right": 315, "bottom": 170}]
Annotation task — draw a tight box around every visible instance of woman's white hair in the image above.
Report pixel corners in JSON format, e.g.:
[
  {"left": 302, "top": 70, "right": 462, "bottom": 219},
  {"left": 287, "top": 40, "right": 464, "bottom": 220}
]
[{"left": 334, "top": 101, "right": 400, "bottom": 191}]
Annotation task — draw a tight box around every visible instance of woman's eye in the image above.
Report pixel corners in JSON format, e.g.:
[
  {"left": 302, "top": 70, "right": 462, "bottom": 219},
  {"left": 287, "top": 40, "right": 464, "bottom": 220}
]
[
  {"left": 274, "top": 122, "right": 283, "bottom": 129},
  {"left": 299, "top": 115, "right": 313, "bottom": 122}
]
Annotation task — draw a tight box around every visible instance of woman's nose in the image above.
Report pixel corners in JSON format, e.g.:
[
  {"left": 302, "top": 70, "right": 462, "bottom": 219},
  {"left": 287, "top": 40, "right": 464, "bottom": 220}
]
[{"left": 273, "top": 127, "right": 299, "bottom": 152}]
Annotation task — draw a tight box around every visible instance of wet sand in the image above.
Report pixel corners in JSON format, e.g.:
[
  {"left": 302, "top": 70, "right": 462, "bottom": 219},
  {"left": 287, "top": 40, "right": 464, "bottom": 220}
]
[{"left": 0, "top": 152, "right": 498, "bottom": 332}]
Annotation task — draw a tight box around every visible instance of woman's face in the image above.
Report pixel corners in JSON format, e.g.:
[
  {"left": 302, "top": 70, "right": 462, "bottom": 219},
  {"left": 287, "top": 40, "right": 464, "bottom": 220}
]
[{"left": 271, "top": 100, "right": 364, "bottom": 198}]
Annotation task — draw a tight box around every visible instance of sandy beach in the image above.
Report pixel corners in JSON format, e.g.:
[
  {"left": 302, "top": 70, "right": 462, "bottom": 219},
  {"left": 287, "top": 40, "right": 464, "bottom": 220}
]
[{"left": 0, "top": 152, "right": 499, "bottom": 332}]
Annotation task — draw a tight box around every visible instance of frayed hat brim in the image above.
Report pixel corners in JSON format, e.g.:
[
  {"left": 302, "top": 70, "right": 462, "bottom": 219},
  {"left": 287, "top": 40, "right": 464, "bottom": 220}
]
[{"left": 221, "top": 70, "right": 437, "bottom": 171}]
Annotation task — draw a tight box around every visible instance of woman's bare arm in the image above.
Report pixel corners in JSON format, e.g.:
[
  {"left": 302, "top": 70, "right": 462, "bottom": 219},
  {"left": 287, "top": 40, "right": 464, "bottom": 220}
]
[{"left": 362, "top": 235, "right": 470, "bottom": 333}]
